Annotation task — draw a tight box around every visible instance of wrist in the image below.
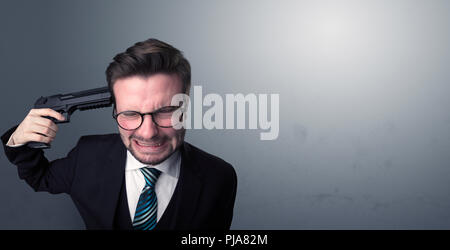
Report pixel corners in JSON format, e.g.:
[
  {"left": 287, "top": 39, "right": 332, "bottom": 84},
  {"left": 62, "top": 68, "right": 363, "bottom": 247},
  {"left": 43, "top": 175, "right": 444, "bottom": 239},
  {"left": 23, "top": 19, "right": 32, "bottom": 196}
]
[{"left": 7, "top": 133, "right": 19, "bottom": 146}]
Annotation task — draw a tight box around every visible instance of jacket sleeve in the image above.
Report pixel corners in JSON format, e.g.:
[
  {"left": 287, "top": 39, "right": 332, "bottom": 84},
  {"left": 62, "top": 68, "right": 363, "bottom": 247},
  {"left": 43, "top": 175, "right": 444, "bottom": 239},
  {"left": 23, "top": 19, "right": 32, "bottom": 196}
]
[
  {"left": 1, "top": 126, "right": 81, "bottom": 195},
  {"left": 221, "top": 164, "right": 238, "bottom": 230}
]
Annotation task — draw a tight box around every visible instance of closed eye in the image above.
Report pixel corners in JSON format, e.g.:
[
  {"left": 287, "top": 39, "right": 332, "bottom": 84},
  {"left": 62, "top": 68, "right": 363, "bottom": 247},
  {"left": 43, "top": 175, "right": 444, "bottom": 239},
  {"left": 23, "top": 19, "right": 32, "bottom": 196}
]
[
  {"left": 122, "top": 111, "right": 140, "bottom": 117},
  {"left": 156, "top": 106, "right": 179, "bottom": 113}
]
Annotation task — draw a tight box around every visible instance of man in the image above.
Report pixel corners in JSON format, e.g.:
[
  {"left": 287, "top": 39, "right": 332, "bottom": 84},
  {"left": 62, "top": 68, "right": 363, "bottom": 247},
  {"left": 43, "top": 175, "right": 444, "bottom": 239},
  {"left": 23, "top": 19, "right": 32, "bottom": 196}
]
[{"left": 1, "top": 38, "right": 237, "bottom": 230}]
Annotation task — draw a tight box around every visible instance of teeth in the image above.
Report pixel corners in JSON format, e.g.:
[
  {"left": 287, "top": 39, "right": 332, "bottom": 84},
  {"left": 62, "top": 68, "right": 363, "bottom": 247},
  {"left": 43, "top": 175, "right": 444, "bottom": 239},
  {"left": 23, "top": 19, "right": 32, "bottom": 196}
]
[{"left": 137, "top": 141, "right": 161, "bottom": 147}]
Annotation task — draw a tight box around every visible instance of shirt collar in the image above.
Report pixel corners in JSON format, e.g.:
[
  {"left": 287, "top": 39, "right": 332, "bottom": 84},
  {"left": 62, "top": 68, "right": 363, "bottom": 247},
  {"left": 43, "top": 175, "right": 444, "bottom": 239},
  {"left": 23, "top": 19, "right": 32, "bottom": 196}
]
[{"left": 125, "top": 149, "right": 181, "bottom": 179}]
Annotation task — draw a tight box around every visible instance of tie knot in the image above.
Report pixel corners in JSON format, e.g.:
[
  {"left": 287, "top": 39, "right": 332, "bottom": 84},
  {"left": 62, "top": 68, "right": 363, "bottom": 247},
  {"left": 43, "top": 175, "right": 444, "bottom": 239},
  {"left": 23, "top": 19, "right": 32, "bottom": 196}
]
[{"left": 140, "top": 167, "right": 161, "bottom": 188}]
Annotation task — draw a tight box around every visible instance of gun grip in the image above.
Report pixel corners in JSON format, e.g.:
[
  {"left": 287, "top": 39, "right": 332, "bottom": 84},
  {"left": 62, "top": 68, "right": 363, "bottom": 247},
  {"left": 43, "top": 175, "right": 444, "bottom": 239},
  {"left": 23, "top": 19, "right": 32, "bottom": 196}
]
[
  {"left": 27, "top": 141, "right": 51, "bottom": 149},
  {"left": 27, "top": 114, "right": 65, "bottom": 149}
]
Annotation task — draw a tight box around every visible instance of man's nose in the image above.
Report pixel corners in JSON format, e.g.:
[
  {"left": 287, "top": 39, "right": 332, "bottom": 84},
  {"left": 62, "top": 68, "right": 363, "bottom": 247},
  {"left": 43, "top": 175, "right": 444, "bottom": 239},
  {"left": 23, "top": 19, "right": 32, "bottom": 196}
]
[{"left": 136, "top": 114, "right": 159, "bottom": 138}]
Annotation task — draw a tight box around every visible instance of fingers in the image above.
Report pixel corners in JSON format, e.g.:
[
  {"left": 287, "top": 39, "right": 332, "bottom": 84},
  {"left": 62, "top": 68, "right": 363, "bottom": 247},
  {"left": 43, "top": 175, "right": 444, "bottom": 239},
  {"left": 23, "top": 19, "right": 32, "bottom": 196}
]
[
  {"left": 10, "top": 108, "right": 64, "bottom": 145},
  {"left": 30, "top": 108, "right": 65, "bottom": 122},
  {"left": 28, "top": 131, "right": 53, "bottom": 144},
  {"left": 30, "top": 123, "right": 57, "bottom": 139},
  {"left": 33, "top": 116, "right": 59, "bottom": 134},
  {"left": 12, "top": 126, "right": 53, "bottom": 145}
]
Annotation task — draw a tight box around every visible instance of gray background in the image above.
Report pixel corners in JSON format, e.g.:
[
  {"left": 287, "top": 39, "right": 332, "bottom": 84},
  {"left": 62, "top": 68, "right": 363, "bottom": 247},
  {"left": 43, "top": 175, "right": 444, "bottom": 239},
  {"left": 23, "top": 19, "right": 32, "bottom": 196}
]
[{"left": 1, "top": 0, "right": 450, "bottom": 229}]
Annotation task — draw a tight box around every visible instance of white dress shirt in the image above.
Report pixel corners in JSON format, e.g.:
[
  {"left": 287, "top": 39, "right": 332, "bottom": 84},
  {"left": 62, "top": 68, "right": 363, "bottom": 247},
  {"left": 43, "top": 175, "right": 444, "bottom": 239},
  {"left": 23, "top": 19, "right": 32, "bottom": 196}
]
[{"left": 125, "top": 149, "right": 180, "bottom": 222}]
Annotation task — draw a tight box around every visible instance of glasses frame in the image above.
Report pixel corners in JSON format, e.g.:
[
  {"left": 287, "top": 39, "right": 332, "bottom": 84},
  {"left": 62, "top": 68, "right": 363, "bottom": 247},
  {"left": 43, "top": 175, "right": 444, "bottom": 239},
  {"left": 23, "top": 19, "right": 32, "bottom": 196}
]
[{"left": 112, "top": 104, "right": 183, "bottom": 130}]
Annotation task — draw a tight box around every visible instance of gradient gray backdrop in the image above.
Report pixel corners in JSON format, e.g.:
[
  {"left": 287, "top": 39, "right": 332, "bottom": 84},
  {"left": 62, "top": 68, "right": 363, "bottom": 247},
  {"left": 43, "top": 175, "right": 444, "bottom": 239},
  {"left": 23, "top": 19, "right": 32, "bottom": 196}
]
[{"left": 1, "top": 0, "right": 450, "bottom": 229}]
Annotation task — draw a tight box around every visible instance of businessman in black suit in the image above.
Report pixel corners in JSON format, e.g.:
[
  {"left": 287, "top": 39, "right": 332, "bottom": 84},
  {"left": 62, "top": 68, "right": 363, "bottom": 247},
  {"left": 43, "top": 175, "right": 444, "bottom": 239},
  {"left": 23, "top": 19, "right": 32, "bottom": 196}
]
[{"left": 1, "top": 38, "right": 237, "bottom": 230}]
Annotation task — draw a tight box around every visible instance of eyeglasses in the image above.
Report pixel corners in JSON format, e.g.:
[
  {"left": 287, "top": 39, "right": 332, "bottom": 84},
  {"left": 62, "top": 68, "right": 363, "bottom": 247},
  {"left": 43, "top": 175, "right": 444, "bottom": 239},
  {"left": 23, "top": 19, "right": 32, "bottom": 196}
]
[{"left": 112, "top": 105, "right": 183, "bottom": 130}]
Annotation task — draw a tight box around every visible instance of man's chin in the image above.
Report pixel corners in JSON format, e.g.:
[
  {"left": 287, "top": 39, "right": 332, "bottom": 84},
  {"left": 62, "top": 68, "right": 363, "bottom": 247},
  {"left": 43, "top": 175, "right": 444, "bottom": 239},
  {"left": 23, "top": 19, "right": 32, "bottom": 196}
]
[
  {"left": 129, "top": 143, "right": 175, "bottom": 165},
  {"left": 130, "top": 149, "right": 167, "bottom": 165}
]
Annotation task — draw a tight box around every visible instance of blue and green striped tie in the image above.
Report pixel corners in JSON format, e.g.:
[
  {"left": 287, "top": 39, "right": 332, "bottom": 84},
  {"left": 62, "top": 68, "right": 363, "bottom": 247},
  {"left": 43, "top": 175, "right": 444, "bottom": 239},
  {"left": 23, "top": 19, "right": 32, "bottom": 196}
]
[{"left": 133, "top": 167, "right": 161, "bottom": 230}]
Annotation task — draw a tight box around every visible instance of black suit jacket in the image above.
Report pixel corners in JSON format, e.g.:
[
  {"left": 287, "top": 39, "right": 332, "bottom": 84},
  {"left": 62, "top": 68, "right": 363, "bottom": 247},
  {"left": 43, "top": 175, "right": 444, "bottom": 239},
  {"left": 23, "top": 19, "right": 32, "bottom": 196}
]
[{"left": 1, "top": 126, "right": 237, "bottom": 230}]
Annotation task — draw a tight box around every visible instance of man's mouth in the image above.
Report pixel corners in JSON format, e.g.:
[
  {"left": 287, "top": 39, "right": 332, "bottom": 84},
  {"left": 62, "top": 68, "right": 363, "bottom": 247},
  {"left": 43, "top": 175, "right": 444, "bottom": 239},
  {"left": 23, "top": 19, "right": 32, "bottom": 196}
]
[
  {"left": 136, "top": 141, "right": 162, "bottom": 147},
  {"left": 133, "top": 139, "right": 166, "bottom": 151}
]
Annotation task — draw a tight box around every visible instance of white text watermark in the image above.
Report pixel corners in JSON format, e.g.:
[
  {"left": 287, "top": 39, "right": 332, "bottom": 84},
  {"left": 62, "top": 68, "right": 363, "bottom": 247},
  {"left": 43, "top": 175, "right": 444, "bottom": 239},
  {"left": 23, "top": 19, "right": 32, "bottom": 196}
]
[{"left": 171, "top": 86, "right": 279, "bottom": 140}]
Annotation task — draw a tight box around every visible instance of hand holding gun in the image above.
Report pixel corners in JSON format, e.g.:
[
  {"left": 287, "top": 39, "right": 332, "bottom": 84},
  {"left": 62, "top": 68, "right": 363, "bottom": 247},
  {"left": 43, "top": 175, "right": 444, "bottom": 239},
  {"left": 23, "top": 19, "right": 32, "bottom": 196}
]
[{"left": 9, "top": 87, "right": 112, "bottom": 149}]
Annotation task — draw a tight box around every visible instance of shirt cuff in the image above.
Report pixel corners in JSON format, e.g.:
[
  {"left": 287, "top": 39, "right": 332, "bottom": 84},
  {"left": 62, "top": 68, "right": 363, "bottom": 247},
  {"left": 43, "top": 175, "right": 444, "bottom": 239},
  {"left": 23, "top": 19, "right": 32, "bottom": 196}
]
[{"left": 6, "top": 135, "right": 25, "bottom": 147}]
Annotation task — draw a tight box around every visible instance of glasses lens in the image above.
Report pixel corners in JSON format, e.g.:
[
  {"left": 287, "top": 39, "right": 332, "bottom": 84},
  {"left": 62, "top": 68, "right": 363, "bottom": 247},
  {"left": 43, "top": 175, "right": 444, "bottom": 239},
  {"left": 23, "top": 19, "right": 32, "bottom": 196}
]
[
  {"left": 153, "top": 107, "right": 181, "bottom": 127},
  {"left": 117, "top": 111, "right": 142, "bottom": 130}
]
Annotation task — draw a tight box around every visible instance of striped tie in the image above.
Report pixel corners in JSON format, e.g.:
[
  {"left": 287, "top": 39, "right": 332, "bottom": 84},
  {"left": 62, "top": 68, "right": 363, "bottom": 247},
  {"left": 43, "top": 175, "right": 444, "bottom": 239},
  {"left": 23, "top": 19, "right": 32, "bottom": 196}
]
[{"left": 133, "top": 167, "right": 161, "bottom": 230}]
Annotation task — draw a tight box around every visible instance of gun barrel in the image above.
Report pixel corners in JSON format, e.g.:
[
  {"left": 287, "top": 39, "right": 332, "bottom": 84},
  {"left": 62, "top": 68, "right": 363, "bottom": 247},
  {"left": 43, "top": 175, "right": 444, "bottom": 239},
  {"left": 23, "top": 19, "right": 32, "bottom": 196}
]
[
  {"left": 60, "top": 86, "right": 111, "bottom": 100},
  {"left": 34, "top": 86, "right": 112, "bottom": 109}
]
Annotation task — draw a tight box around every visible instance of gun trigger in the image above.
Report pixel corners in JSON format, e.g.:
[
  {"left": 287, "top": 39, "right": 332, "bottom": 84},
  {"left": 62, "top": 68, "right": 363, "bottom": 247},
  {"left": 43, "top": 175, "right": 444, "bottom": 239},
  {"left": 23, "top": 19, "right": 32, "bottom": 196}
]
[
  {"left": 50, "top": 111, "right": 69, "bottom": 124},
  {"left": 43, "top": 115, "right": 57, "bottom": 122},
  {"left": 60, "top": 112, "right": 70, "bottom": 123}
]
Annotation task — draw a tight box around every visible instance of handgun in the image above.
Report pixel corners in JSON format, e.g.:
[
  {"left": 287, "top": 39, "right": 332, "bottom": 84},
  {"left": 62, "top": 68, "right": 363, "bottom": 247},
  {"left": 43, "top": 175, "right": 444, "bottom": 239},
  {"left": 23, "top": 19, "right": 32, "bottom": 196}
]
[{"left": 27, "top": 86, "right": 113, "bottom": 149}]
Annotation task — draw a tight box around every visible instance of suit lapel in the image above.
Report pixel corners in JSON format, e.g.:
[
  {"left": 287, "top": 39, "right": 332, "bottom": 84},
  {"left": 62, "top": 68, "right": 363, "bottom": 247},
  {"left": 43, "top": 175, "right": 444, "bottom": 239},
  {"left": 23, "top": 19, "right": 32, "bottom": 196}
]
[
  {"left": 114, "top": 174, "right": 133, "bottom": 229},
  {"left": 98, "top": 135, "right": 127, "bottom": 229},
  {"left": 155, "top": 142, "right": 204, "bottom": 230}
]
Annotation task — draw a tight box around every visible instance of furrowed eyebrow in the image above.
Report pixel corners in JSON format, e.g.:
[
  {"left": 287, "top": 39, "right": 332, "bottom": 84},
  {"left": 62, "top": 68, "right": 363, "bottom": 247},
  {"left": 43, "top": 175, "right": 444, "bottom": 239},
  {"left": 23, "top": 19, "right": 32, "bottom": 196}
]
[
  {"left": 154, "top": 106, "right": 179, "bottom": 113},
  {"left": 120, "top": 105, "right": 179, "bottom": 114}
]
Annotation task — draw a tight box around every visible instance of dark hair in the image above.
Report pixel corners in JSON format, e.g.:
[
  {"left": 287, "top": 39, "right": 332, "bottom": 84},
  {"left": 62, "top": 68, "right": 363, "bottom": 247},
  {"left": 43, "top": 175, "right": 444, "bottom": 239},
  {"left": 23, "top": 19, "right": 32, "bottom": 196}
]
[{"left": 106, "top": 38, "right": 191, "bottom": 103}]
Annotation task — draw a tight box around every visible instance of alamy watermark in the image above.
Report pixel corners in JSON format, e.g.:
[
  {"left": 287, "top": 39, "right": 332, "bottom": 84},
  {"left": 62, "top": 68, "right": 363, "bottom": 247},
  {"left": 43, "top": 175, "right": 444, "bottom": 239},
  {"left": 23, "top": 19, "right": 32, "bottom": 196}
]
[{"left": 170, "top": 86, "right": 279, "bottom": 140}]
